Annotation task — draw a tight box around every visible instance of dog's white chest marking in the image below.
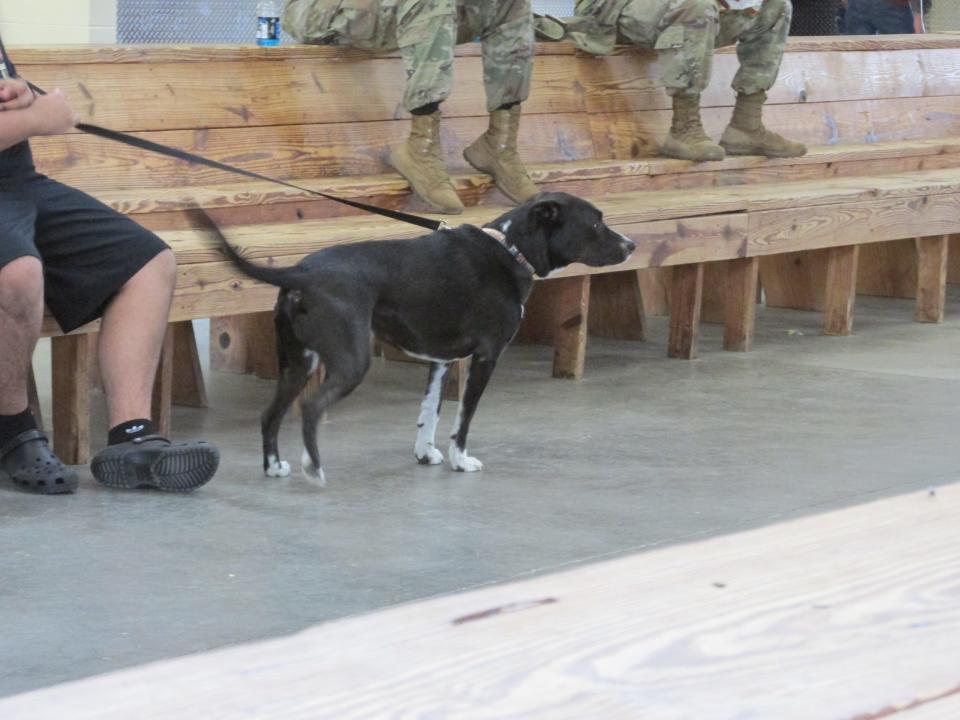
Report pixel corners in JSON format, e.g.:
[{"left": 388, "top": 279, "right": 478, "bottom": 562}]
[{"left": 304, "top": 350, "right": 320, "bottom": 375}]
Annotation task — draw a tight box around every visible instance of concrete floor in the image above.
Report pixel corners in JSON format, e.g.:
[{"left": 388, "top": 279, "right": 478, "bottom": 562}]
[{"left": 3, "top": 292, "right": 960, "bottom": 697}]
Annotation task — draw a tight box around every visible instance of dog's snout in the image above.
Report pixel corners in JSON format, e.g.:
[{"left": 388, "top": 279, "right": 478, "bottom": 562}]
[{"left": 620, "top": 236, "right": 636, "bottom": 257}]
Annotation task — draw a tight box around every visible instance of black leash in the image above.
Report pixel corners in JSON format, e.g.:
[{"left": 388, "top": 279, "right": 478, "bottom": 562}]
[
  {"left": 65, "top": 116, "right": 446, "bottom": 232},
  {"left": 0, "top": 37, "right": 444, "bottom": 232}
]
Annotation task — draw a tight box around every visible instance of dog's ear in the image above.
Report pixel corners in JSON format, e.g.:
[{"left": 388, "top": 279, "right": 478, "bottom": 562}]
[{"left": 531, "top": 199, "right": 562, "bottom": 227}]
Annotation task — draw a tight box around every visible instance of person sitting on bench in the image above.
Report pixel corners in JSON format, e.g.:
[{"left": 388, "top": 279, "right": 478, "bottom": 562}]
[
  {"left": 0, "top": 43, "right": 220, "bottom": 495},
  {"left": 561, "top": 0, "right": 807, "bottom": 162},
  {"left": 283, "top": 0, "right": 539, "bottom": 215}
]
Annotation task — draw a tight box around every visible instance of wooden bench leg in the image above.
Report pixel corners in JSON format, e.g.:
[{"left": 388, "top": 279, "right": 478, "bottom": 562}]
[
  {"left": 249, "top": 312, "right": 280, "bottom": 380},
  {"left": 915, "top": 235, "right": 948, "bottom": 324},
  {"left": 210, "top": 316, "right": 251, "bottom": 373},
  {"left": 28, "top": 366, "right": 43, "bottom": 430},
  {"left": 724, "top": 257, "right": 759, "bottom": 352},
  {"left": 551, "top": 276, "right": 591, "bottom": 380},
  {"left": 443, "top": 359, "right": 470, "bottom": 402},
  {"left": 211, "top": 312, "right": 278, "bottom": 379},
  {"left": 52, "top": 334, "right": 94, "bottom": 465},
  {"left": 587, "top": 271, "right": 645, "bottom": 341},
  {"left": 823, "top": 245, "right": 860, "bottom": 336},
  {"left": 151, "top": 325, "right": 174, "bottom": 439},
  {"left": 668, "top": 263, "right": 704, "bottom": 359},
  {"left": 516, "top": 276, "right": 592, "bottom": 379},
  {"left": 171, "top": 320, "right": 209, "bottom": 408}
]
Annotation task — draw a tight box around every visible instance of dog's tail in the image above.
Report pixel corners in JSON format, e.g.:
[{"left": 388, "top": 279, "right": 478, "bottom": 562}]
[{"left": 189, "top": 208, "right": 308, "bottom": 289}]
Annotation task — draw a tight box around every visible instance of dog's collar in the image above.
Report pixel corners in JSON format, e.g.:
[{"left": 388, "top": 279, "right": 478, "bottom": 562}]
[{"left": 481, "top": 227, "right": 537, "bottom": 277}]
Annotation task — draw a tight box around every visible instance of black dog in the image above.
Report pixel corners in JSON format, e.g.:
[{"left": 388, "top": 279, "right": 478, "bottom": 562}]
[{"left": 208, "top": 192, "right": 635, "bottom": 484}]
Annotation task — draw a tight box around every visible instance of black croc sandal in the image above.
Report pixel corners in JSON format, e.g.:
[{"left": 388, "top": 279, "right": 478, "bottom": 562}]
[
  {"left": 0, "top": 430, "right": 79, "bottom": 495},
  {"left": 90, "top": 435, "right": 219, "bottom": 492}
]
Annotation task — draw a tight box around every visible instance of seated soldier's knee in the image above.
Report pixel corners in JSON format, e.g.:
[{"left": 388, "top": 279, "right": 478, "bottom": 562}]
[
  {"left": 681, "top": 0, "right": 718, "bottom": 17},
  {"left": 0, "top": 257, "right": 44, "bottom": 321}
]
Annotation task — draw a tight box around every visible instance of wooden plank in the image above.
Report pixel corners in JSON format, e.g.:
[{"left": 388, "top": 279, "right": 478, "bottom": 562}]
[
  {"left": 21, "top": 55, "right": 583, "bottom": 132},
  {"left": 171, "top": 320, "right": 208, "bottom": 409},
  {"left": 823, "top": 245, "right": 860, "bottom": 337},
  {"left": 150, "top": 325, "right": 174, "bottom": 439},
  {"left": 748, "top": 192, "right": 960, "bottom": 257},
  {"left": 915, "top": 235, "right": 949, "bottom": 324},
  {"left": 759, "top": 250, "right": 829, "bottom": 312},
  {"left": 668, "top": 263, "right": 704, "bottom": 359},
  {"left": 856, "top": 239, "right": 917, "bottom": 298},
  {"left": 723, "top": 257, "right": 759, "bottom": 352},
  {"left": 6, "top": 41, "right": 577, "bottom": 65},
  {"left": 51, "top": 334, "right": 93, "bottom": 465},
  {"left": 949, "top": 235, "right": 960, "bottom": 284},
  {"left": 587, "top": 271, "right": 645, "bottom": 341},
  {"left": 10, "top": 34, "right": 960, "bottom": 65},
  {"left": 636, "top": 268, "right": 671, "bottom": 317},
  {"left": 550, "top": 276, "right": 591, "bottom": 380},
  {"left": 30, "top": 113, "right": 596, "bottom": 193},
  {"left": 86, "top": 139, "right": 960, "bottom": 220},
  {"left": 590, "top": 97, "right": 960, "bottom": 162},
  {"left": 210, "top": 316, "right": 254, "bottom": 374},
  {"left": 580, "top": 49, "right": 960, "bottom": 114},
  {"left": 248, "top": 312, "right": 280, "bottom": 380},
  {"left": 8, "top": 484, "right": 960, "bottom": 720}
]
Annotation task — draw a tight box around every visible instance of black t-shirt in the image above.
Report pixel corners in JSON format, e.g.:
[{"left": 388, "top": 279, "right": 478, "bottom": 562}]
[{"left": 0, "top": 41, "right": 37, "bottom": 176}]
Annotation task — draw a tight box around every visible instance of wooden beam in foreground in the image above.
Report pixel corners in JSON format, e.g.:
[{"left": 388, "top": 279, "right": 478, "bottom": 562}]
[{"left": 3, "top": 486, "right": 959, "bottom": 719}]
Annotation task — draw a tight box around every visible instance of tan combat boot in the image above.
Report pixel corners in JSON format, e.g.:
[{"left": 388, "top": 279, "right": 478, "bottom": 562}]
[
  {"left": 660, "top": 94, "right": 725, "bottom": 162},
  {"left": 720, "top": 91, "right": 807, "bottom": 158},
  {"left": 389, "top": 111, "right": 464, "bottom": 215},
  {"left": 463, "top": 105, "right": 539, "bottom": 205}
]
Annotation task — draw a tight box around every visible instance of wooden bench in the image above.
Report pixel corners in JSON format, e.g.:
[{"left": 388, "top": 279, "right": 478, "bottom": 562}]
[
  {"left": 3, "top": 485, "right": 957, "bottom": 717},
  {"left": 17, "top": 34, "right": 960, "bottom": 463}
]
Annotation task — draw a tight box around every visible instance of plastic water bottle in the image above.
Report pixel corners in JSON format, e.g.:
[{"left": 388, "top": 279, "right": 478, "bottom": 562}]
[{"left": 257, "top": 0, "right": 281, "bottom": 47}]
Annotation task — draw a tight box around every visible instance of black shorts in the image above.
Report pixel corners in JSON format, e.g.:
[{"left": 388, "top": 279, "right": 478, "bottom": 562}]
[{"left": 0, "top": 172, "right": 170, "bottom": 333}]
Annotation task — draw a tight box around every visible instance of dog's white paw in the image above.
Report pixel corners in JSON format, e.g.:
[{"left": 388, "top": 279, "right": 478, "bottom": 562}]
[
  {"left": 449, "top": 444, "right": 483, "bottom": 473},
  {"left": 301, "top": 449, "right": 327, "bottom": 487},
  {"left": 416, "top": 444, "right": 444, "bottom": 466},
  {"left": 264, "top": 456, "right": 291, "bottom": 478}
]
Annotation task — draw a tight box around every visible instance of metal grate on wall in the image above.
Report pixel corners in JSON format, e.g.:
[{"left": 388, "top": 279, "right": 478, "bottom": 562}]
[
  {"left": 118, "top": 0, "right": 296, "bottom": 44},
  {"left": 118, "top": 0, "right": 577, "bottom": 44}
]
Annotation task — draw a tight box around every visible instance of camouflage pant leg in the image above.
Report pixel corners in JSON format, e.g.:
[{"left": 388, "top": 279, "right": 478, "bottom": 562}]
[
  {"left": 617, "top": 0, "right": 719, "bottom": 97},
  {"left": 457, "top": 0, "right": 534, "bottom": 112},
  {"left": 716, "top": 0, "right": 792, "bottom": 94},
  {"left": 282, "top": 0, "right": 457, "bottom": 112},
  {"left": 282, "top": 0, "right": 397, "bottom": 50},
  {"left": 397, "top": 0, "right": 458, "bottom": 112}
]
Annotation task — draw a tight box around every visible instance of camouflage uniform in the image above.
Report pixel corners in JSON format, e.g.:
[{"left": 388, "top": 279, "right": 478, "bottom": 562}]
[
  {"left": 569, "top": 0, "right": 793, "bottom": 97},
  {"left": 283, "top": 0, "right": 534, "bottom": 113}
]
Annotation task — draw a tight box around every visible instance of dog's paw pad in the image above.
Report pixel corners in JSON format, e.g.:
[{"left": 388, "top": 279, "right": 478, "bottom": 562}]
[
  {"left": 301, "top": 449, "right": 327, "bottom": 488},
  {"left": 416, "top": 446, "right": 444, "bottom": 466},
  {"left": 449, "top": 446, "right": 483, "bottom": 473},
  {"left": 264, "top": 457, "right": 291, "bottom": 478}
]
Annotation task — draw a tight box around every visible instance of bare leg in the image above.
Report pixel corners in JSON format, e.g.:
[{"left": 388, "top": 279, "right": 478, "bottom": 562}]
[
  {"left": 0, "top": 257, "right": 44, "bottom": 416},
  {"left": 97, "top": 250, "right": 176, "bottom": 427},
  {"left": 415, "top": 362, "right": 449, "bottom": 465}
]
